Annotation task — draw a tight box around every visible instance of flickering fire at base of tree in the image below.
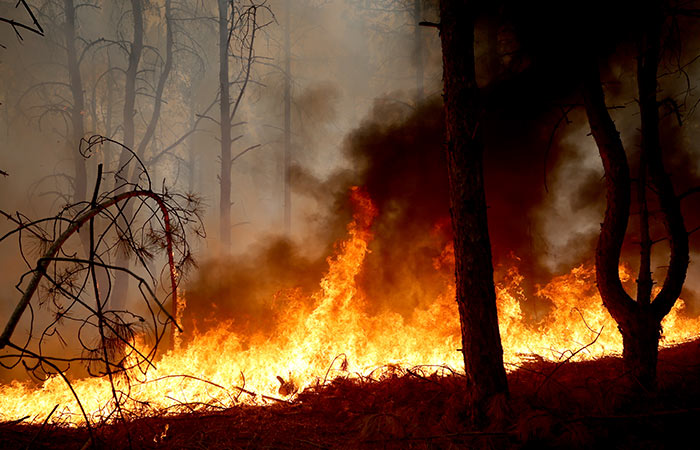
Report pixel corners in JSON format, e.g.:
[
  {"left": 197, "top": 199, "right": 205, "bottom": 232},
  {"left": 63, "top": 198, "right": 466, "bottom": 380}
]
[{"left": 1, "top": 187, "right": 698, "bottom": 426}]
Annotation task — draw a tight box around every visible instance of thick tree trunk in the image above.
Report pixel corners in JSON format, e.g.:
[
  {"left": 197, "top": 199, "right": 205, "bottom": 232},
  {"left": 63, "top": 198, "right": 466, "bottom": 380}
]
[
  {"left": 621, "top": 310, "right": 660, "bottom": 390},
  {"left": 219, "top": 0, "right": 232, "bottom": 251},
  {"left": 438, "top": 0, "right": 508, "bottom": 422}
]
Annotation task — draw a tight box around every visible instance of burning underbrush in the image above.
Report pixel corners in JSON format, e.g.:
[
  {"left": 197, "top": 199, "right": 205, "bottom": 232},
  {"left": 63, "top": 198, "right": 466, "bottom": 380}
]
[
  {"left": 1, "top": 186, "right": 699, "bottom": 432},
  {"left": 3, "top": 341, "right": 700, "bottom": 449}
]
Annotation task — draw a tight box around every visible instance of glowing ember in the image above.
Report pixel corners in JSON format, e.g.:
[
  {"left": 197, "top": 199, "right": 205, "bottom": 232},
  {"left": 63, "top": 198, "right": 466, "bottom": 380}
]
[{"left": 1, "top": 187, "right": 699, "bottom": 425}]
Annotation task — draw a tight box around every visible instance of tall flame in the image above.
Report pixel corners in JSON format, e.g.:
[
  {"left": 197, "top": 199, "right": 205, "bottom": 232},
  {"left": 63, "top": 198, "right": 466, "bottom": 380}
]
[{"left": 1, "top": 187, "right": 698, "bottom": 425}]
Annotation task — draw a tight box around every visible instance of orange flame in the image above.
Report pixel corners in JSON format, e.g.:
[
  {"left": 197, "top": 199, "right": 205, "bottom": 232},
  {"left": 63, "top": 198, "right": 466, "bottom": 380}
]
[{"left": 0, "top": 187, "right": 698, "bottom": 425}]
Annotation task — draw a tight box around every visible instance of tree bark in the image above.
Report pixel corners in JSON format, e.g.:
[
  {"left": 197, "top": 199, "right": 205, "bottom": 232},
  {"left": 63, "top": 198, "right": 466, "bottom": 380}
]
[
  {"left": 438, "top": 0, "right": 508, "bottom": 422},
  {"left": 621, "top": 309, "right": 660, "bottom": 389}
]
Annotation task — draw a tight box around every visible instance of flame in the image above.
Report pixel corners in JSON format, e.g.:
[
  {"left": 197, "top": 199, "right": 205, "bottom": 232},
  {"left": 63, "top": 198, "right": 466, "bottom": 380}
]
[{"left": 1, "top": 187, "right": 699, "bottom": 425}]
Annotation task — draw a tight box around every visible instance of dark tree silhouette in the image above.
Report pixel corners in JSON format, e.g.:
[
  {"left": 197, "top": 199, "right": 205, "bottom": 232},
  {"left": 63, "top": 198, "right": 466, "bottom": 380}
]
[
  {"left": 438, "top": 0, "right": 508, "bottom": 422},
  {"left": 582, "top": 1, "right": 689, "bottom": 390}
]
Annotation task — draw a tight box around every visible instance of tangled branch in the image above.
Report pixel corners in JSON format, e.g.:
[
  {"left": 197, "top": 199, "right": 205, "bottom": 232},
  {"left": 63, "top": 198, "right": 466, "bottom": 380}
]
[{"left": 0, "top": 135, "right": 203, "bottom": 430}]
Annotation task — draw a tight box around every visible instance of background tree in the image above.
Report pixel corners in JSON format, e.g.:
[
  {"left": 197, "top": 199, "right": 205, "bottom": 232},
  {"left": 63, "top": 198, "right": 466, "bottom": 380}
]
[
  {"left": 12, "top": 0, "right": 93, "bottom": 205},
  {"left": 346, "top": 0, "right": 438, "bottom": 103},
  {"left": 109, "top": 0, "right": 171, "bottom": 308},
  {"left": 62, "top": 0, "right": 87, "bottom": 203},
  {"left": 216, "top": 0, "right": 267, "bottom": 251},
  {"left": 437, "top": 0, "right": 509, "bottom": 422}
]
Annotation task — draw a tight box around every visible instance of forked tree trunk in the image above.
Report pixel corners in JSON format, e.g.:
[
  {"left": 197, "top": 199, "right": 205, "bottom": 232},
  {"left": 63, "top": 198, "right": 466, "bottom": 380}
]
[
  {"left": 584, "top": 59, "right": 666, "bottom": 391},
  {"left": 438, "top": 0, "right": 509, "bottom": 422},
  {"left": 582, "top": 0, "right": 688, "bottom": 391}
]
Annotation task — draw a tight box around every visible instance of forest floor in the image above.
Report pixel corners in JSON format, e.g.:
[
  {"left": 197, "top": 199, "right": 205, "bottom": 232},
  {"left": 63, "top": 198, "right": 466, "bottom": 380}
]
[{"left": 2, "top": 339, "right": 700, "bottom": 449}]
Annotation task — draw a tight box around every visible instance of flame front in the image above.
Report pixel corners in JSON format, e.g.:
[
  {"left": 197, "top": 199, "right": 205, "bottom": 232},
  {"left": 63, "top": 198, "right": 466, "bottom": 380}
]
[{"left": 1, "top": 187, "right": 699, "bottom": 425}]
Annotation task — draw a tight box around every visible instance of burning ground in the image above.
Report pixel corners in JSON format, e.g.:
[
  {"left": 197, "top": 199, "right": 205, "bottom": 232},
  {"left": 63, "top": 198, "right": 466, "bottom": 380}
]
[{"left": 3, "top": 336, "right": 700, "bottom": 448}]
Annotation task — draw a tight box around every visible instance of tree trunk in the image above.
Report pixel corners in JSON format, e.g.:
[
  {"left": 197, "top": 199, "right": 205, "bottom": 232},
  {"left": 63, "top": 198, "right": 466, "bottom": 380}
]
[
  {"left": 219, "top": 0, "right": 232, "bottom": 251},
  {"left": 583, "top": 58, "right": 663, "bottom": 391},
  {"left": 621, "top": 310, "right": 660, "bottom": 390},
  {"left": 283, "top": 0, "right": 291, "bottom": 235},
  {"left": 413, "top": 0, "right": 424, "bottom": 103},
  {"left": 111, "top": 0, "right": 144, "bottom": 311},
  {"left": 63, "top": 0, "right": 86, "bottom": 204},
  {"left": 638, "top": 3, "right": 689, "bottom": 322},
  {"left": 120, "top": 0, "right": 143, "bottom": 167},
  {"left": 187, "top": 92, "right": 197, "bottom": 194},
  {"left": 438, "top": 0, "right": 508, "bottom": 423},
  {"left": 582, "top": 1, "right": 689, "bottom": 392}
]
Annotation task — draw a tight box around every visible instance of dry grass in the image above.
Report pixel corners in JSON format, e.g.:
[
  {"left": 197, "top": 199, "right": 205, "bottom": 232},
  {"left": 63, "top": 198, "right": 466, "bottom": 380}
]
[{"left": 3, "top": 340, "right": 700, "bottom": 449}]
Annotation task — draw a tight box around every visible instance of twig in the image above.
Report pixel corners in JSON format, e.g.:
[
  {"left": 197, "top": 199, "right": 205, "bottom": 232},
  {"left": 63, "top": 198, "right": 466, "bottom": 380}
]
[
  {"left": 534, "top": 326, "right": 604, "bottom": 396},
  {"left": 25, "top": 404, "right": 59, "bottom": 450},
  {"left": 296, "top": 438, "right": 329, "bottom": 449}
]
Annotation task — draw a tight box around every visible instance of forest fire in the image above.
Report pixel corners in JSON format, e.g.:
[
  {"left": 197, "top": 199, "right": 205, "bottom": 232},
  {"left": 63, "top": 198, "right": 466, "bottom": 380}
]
[
  {"left": 1, "top": 187, "right": 698, "bottom": 427},
  {"left": 3, "top": 0, "right": 700, "bottom": 447}
]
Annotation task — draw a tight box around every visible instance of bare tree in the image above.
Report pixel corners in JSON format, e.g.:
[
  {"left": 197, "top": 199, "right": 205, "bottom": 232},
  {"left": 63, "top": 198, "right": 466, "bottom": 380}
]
[
  {"left": 12, "top": 0, "right": 90, "bottom": 205},
  {"left": 63, "top": 0, "right": 87, "bottom": 203},
  {"left": 216, "top": 0, "right": 268, "bottom": 251},
  {"left": 110, "top": 0, "right": 176, "bottom": 309}
]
